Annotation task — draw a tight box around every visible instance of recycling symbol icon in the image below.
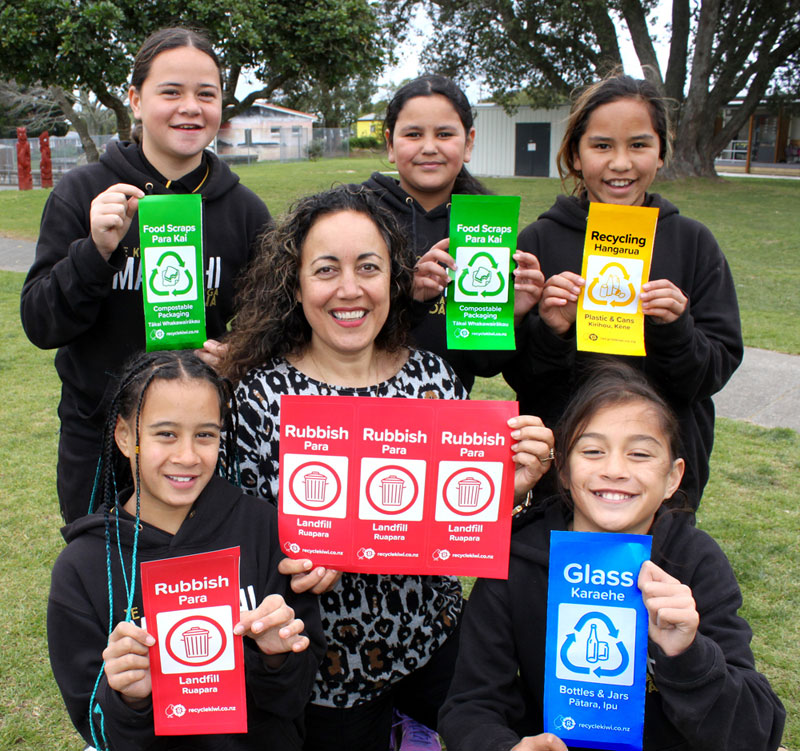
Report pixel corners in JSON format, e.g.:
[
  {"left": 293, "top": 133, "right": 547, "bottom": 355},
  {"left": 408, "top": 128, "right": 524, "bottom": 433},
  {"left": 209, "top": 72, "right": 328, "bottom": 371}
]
[
  {"left": 454, "top": 247, "right": 510, "bottom": 303},
  {"left": 148, "top": 250, "right": 194, "bottom": 297},
  {"left": 587, "top": 262, "right": 635, "bottom": 307},
  {"left": 555, "top": 604, "right": 636, "bottom": 685},
  {"left": 143, "top": 246, "right": 198, "bottom": 303}
]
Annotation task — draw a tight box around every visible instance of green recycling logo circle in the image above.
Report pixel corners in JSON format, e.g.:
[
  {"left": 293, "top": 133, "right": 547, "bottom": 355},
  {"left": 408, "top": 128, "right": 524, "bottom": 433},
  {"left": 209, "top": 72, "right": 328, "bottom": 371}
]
[
  {"left": 453, "top": 247, "right": 510, "bottom": 303},
  {"left": 143, "top": 246, "right": 198, "bottom": 303}
]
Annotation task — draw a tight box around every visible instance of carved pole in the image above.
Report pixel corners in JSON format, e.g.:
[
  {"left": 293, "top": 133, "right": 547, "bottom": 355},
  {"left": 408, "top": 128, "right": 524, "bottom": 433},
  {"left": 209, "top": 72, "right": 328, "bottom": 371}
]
[
  {"left": 39, "top": 131, "right": 53, "bottom": 188},
  {"left": 16, "top": 126, "right": 33, "bottom": 190}
]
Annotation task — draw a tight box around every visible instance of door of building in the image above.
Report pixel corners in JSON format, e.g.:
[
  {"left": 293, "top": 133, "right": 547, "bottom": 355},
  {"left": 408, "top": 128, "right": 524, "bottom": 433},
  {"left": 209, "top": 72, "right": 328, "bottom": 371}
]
[{"left": 515, "top": 123, "right": 551, "bottom": 176}]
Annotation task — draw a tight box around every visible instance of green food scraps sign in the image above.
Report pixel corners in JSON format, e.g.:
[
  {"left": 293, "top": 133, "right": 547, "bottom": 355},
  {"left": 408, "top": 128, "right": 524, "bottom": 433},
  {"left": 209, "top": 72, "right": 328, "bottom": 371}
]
[
  {"left": 138, "top": 194, "right": 207, "bottom": 352},
  {"left": 446, "top": 194, "right": 520, "bottom": 350}
]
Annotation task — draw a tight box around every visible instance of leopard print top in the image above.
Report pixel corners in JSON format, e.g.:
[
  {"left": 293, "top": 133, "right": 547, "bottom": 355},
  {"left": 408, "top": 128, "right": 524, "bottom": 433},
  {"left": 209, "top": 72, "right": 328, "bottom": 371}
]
[{"left": 235, "top": 349, "right": 466, "bottom": 707}]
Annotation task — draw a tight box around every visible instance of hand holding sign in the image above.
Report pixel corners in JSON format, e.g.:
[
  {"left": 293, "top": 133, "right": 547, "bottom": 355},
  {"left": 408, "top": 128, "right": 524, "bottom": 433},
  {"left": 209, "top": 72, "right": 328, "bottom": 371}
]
[
  {"left": 412, "top": 237, "right": 455, "bottom": 302},
  {"left": 640, "top": 280, "right": 688, "bottom": 324},
  {"left": 512, "top": 733, "right": 569, "bottom": 751},
  {"left": 638, "top": 561, "right": 698, "bottom": 657},
  {"left": 278, "top": 557, "right": 343, "bottom": 595},
  {"left": 539, "top": 272, "right": 585, "bottom": 335},
  {"left": 90, "top": 183, "right": 144, "bottom": 260},
  {"left": 234, "top": 594, "right": 310, "bottom": 661},
  {"left": 508, "top": 415, "right": 555, "bottom": 499},
  {"left": 103, "top": 620, "right": 155, "bottom": 706},
  {"left": 512, "top": 251, "right": 544, "bottom": 325}
]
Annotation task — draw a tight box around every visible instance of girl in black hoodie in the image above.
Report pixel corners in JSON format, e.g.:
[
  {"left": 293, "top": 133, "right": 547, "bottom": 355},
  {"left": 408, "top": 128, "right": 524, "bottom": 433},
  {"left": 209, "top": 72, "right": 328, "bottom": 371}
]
[
  {"left": 504, "top": 74, "right": 743, "bottom": 508},
  {"left": 47, "top": 351, "right": 324, "bottom": 751},
  {"left": 362, "top": 75, "right": 544, "bottom": 392},
  {"left": 21, "top": 28, "right": 271, "bottom": 523}
]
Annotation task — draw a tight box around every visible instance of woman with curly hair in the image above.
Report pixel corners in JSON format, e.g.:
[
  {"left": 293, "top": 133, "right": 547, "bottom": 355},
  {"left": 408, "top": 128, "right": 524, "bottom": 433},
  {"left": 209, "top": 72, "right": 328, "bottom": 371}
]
[{"left": 221, "top": 185, "right": 554, "bottom": 751}]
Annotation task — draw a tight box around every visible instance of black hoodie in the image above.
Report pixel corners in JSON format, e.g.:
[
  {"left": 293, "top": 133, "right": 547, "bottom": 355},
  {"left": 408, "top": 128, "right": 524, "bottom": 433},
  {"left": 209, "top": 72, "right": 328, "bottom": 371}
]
[
  {"left": 21, "top": 141, "right": 271, "bottom": 430},
  {"left": 47, "top": 476, "right": 324, "bottom": 751},
  {"left": 362, "top": 172, "right": 516, "bottom": 392},
  {"left": 439, "top": 503, "right": 785, "bottom": 751},
  {"left": 504, "top": 194, "right": 743, "bottom": 506}
]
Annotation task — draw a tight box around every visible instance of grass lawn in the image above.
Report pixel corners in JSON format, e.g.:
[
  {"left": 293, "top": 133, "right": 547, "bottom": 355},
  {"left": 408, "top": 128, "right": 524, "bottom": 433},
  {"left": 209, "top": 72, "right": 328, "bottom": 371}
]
[
  {"left": 1, "top": 155, "right": 798, "bottom": 352},
  {"left": 0, "top": 157, "right": 798, "bottom": 748}
]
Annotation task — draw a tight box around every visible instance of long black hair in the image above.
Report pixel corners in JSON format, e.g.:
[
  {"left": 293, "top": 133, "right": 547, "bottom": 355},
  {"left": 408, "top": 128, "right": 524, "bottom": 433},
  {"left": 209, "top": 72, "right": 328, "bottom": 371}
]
[{"left": 384, "top": 75, "right": 490, "bottom": 197}]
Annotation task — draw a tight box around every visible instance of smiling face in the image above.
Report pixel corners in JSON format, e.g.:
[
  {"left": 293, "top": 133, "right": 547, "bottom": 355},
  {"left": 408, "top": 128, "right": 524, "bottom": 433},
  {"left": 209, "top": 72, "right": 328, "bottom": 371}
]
[
  {"left": 129, "top": 45, "right": 222, "bottom": 179},
  {"left": 296, "top": 210, "right": 392, "bottom": 367},
  {"left": 573, "top": 97, "right": 663, "bottom": 206},
  {"left": 562, "top": 400, "right": 684, "bottom": 535},
  {"left": 386, "top": 94, "right": 475, "bottom": 211},
  {"left": 115, "top": 378, "right": 221, "bottom": 533}
]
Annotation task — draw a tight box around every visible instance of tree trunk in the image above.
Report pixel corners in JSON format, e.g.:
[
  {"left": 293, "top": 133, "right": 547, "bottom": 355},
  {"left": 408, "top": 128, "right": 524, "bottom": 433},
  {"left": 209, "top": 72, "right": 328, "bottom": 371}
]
[
  {"left": 50, "top": 86, "right": 100, "bottom": 163},
  {"left": 661, "top": 134, "right": 720, "bottom": 179}
]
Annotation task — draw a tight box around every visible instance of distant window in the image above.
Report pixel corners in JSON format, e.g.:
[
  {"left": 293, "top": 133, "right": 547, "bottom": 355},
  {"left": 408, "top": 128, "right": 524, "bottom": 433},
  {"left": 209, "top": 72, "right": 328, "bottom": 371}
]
[{"left": 292, "top": 125, "right": 300, "bottom": 133}]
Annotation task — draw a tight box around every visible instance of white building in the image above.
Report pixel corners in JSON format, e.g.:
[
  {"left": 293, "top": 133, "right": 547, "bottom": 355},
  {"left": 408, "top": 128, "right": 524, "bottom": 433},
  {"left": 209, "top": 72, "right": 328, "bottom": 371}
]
[{"left": 470, "top": 103, "right": 571, "bottom": 179}]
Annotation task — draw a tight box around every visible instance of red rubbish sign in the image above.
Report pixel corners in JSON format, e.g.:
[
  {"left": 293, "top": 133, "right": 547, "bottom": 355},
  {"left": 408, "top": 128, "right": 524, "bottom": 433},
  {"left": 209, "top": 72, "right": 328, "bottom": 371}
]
[
  {"left": 278, "top": 396, "right": 518, "bottom": 578},
  {"left": 140, "top": 547, "right": 247, "bottom": 736}
]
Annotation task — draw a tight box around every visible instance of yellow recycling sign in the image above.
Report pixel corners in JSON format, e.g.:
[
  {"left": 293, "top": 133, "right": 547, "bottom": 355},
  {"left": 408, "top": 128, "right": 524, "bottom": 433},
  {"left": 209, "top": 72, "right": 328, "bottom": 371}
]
[{"left": 577, "top": 203, "right": 659, "bottom": 356}]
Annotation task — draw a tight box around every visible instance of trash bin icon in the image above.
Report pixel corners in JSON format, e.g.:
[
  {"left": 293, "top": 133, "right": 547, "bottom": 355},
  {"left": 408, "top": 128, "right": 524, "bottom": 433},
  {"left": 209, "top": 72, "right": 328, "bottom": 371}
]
[
  {"left": 456, "top": 476, "right": 482, "bottom": 507},
  {"left": 303, "top": 471, "right": 327, "bottom": 504},
  {"left": 181, "top": 626, "right": 210, "bottom": 659},
  {"left": 380, "top": 475, "right": 405, "bottom": 506}
]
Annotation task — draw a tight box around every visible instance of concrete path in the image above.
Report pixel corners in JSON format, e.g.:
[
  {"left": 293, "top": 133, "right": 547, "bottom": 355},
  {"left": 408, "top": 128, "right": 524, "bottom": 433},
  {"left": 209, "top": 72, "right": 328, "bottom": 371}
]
[{"left": 3, "top": 234, "right": 799, "bottom": 433}]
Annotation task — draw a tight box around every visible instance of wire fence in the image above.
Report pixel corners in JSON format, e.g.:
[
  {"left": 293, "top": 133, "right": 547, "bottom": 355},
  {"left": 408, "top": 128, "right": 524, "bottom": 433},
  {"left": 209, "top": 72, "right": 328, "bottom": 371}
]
[{"left": 0, "top": 128, "right": 350, "bottom": 187}]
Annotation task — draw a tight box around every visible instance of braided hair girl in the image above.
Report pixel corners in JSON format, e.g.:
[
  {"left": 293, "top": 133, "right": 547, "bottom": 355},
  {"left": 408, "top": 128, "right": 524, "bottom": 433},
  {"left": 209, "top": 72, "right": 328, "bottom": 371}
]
[{"left": 47, "top": 350, "right": 324, "bottom": 751}]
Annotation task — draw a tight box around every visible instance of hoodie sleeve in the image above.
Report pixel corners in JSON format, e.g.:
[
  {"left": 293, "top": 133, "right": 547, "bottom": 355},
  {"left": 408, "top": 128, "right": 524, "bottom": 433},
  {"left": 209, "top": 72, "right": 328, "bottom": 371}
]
[
  {"left": 48, "top": 553, "right": 161, "bottom": 751},
  {"left": 439, "top": 577, "right": 527, "bottom": 751},
  {"left": 20, "top": 175, "right": 126, "bottom": 350},
  {"left": 642, "top": 220, "right": 743, "bottom": 402},
  {"left": 651, "top": 536, "right": 785, "bottom": 751}
]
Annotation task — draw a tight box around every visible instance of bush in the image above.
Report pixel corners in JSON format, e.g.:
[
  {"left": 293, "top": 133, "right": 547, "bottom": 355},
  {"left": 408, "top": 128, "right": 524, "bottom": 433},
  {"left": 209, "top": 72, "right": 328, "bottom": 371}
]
[
  {"left": 349, "top": 135, "right": 384, "bottom": 150},
  {"left": 306, "top": 140, "right": 324, "bottom": 161}
]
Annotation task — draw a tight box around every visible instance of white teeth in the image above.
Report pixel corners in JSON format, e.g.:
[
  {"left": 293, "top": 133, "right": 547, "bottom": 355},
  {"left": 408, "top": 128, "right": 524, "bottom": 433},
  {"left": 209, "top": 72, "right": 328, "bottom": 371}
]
[
  {"left": 607, "top": 180, "right": 632, "bottom": 187},
  {"left": 332, "top": 310, "right": 366, "bottom": 320},
  {"left": 167, "top": 475, "right": 193, "bottom": 483},
  {"left": 595, "top": 491, "right": 632, "bottom": 501}
]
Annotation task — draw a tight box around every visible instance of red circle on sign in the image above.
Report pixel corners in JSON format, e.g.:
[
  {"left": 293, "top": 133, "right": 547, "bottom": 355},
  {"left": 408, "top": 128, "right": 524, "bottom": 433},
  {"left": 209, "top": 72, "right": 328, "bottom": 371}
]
[
  {"left": 442, "top": 467, "right": 495, "bottom": 516},
  {"left": 165, "top": 614, "right": 227, "bottom": 667},
  {"left": 288, "top": 461, "right": 342, "bottom": 511},
  {"left": 365, "top": 465, "right": 419, "bottom": 515}
]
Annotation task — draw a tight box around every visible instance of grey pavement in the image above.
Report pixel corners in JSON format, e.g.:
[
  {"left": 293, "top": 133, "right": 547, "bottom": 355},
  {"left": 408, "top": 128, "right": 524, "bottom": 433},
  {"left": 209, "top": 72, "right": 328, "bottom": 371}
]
[{"left": 2, "top": 233, "right": 799, "bottom": 433}]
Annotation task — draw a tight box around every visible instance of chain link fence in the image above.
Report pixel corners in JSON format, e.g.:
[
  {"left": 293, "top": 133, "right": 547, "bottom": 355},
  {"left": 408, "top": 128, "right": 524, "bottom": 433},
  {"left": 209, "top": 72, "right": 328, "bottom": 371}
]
[{"left": 0, "top": 128, "right": 350, "bottom": 186}]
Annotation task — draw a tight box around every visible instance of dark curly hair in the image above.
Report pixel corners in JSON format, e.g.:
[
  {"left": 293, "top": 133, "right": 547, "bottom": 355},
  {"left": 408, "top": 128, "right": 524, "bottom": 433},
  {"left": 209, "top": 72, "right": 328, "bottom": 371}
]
[
  {"left": 222, "top": 185, "right": 416, "bottom": 383},
  {"left": 557, "top": 71, "right": 673, "bottom": 195}
]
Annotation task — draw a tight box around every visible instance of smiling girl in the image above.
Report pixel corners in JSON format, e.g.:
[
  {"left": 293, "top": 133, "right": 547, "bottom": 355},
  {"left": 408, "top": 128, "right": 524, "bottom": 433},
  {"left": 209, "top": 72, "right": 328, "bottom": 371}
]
[
  {"left": 439, "top": 362, "right": 785, "bottom": 751},
  {"left": 362, "top": 75, "right": 544, "bottom": 393},
  {"left": 21, "top": 27, "right": 271, "bottom": 524},
  {"left": 47, "top": 350, "right": 324, "bottom": 751},
  {"left": 504, "top": 74, "right": 743, "bottom": 508}
]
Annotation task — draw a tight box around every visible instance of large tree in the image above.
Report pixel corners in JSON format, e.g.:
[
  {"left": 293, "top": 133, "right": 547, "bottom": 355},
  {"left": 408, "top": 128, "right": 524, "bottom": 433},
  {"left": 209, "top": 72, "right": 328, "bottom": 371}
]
[
  {"left": 394, "top": 0, "right": 800, "bottom": 177},
  {"left": 0, "top": 0, "right": 390, "bottom": 145},
  {"left": 275, "top": 72, "right": 379, "bottom": 128}
]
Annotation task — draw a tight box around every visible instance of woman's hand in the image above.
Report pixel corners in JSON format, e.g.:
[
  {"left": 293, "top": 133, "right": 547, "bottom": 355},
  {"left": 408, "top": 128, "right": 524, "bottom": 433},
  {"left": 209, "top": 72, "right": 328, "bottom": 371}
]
[
  {"left": 102, "top": 621, "right": 154, "bottom": 706},
  {"left": 278, "top": 557, "right": 343, "bottom": 594},
  {"left": 641, "top": 279, "right": 688, "bottom": 324},
  {"left": 513, "top": 251, "right": 545, "bottom": 324},
  {"left": 508, "top": 415, "right": 555, "bottom": 499},
  {"left": 539, "top": 272, "right": 584, "bottom": 335},
  {"left": 234, "top": 594, "right": 310, "bottom": 662},
  {"left": 512, "top": 733, "right": 569, "bottom": 750},
  {"left": 412, "top": 238, "right": 454, "bottom": 302},
  {"left": 638, "top": 560, "right": 699, "bottom": 657},
  {"left": 196, "top": 339, "right": 228, "bottom": 373},
  {"left": 90, "top": 183, "right": 144, "bottom": 260}
]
